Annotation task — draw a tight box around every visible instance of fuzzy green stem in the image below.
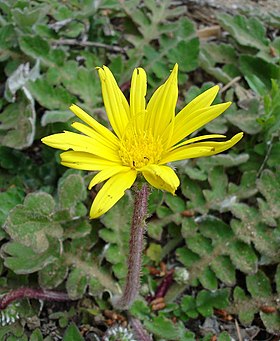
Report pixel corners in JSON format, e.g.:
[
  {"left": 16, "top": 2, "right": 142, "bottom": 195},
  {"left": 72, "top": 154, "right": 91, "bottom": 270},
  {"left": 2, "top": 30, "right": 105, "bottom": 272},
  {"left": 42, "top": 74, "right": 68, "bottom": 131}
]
[{"left": 116, "top": 183, "right": 149, "bottom": 310}]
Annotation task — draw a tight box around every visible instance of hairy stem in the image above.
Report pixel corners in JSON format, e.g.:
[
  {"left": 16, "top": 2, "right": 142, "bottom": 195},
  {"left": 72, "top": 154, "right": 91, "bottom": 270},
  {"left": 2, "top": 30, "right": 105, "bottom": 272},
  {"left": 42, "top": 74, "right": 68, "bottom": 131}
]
[
  {"left": 0, "top": 288, "right": 70, "bottom": 310},
  {"left": 116, "top": 183, "right": 149, "bottom": 310},
  {"left": 130, "top": 316, "right": 152, "bottom": 341}
]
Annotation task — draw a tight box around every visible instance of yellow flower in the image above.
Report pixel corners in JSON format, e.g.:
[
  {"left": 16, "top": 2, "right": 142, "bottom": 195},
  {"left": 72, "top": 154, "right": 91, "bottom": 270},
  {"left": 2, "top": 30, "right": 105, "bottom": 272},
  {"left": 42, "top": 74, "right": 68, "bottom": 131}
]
[{"left": 42, "top": 64, "right": 243, "bottom": 218}]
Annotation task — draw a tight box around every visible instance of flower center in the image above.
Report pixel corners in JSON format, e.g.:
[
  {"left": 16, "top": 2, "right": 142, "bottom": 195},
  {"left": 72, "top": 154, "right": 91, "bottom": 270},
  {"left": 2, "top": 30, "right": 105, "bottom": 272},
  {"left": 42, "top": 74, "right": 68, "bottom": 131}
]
[{"left": 119, "top": 130, "right": 163, "bottom": 169}]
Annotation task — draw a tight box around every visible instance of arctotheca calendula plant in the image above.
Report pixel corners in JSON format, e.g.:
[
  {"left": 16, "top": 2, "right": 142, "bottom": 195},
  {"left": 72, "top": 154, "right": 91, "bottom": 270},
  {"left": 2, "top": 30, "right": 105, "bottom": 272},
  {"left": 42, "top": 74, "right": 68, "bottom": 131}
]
[{"left": 42, "top": 64, "right": 243, "bottom": 309}]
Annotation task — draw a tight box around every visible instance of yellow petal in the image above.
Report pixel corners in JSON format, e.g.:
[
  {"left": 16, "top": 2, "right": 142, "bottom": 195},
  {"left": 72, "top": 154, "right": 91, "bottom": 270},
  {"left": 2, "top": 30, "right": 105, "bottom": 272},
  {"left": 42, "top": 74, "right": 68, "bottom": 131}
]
[
  {"left": 60, "top": 151, "right": 120, "bottom": 171},
  {"left": 141, "top": 164, "right": 180, "bottom": 194},
  {"left": 130, "top": 67, "right": 147, "bottom": 117},
  {"left": 90, "top": 170, "right": 137, "bottom": 219},
  {"left": 160, "top": 146, "right": 215, "bottom": 164},
  {"left": 162, "top": 132, "right": 243, "bottom": 163},
  {"left": 72, "top": 121, "right": 117, "bottom": 150},
  {"left": 41, "top": 131, "right": 121, "bottom": 162},
  {"left": 88, "top": 166, "right": 131, "bottom": 189},
  {"left": 177, "top": 85, "right": 219, "bottom": 117},
  {"left": 146, "top": 64, "right": 178, "bottom": 137},
  {"left": 171, "top": 102, "right": 231, "bottom": 146},
  {"left": 169, "top": 134, "right": 226, "bottom": 151},
  {"left": 97, "top": 66, "right": 129, "bottom": 138},
  {"left": 188, "top": 132, "right": 244, "bottom": 155},
  {"left": 70, "top": 104, "right": 119, "bottom": 145}
]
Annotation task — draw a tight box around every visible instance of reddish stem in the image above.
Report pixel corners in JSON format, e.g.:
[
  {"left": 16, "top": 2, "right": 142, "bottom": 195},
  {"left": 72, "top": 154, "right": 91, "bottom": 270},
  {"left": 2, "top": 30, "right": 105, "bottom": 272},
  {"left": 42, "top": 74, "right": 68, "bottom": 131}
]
[
  {"left": 116, "top": 183, "right": 149, "bottom": 310},
  {"left": 147, "top": 270, "right": 174, "bottom": 303},
  {"left": 0, "top": 288, "right": 71, "bottom": 310}
]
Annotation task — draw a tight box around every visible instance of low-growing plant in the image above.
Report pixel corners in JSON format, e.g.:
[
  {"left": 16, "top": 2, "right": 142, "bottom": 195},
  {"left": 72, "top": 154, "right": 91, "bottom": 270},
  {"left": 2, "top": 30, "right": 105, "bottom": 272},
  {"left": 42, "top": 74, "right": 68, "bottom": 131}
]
[{"left": 0, "top": 0, "right": 279, "bottom": 340}]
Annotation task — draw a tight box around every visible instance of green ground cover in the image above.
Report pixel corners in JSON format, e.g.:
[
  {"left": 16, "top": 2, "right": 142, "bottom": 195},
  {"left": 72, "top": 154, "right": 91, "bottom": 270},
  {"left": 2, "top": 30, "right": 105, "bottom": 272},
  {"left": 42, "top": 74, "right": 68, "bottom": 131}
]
[{"left": 0, "top": 0, "right": 279, "bottom": 339}]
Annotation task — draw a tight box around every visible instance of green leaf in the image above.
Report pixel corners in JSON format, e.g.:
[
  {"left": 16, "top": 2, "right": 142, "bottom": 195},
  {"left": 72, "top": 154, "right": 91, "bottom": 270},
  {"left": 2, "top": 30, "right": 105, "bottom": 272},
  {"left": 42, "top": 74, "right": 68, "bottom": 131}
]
[
  {"left": 211, "top": 256, "right": 236, "bottom": 286},
  {"left": 187, "top": 234, "right": 213, "bottom": 257},
  {"left": 147, "top": 189, "right": 164, "bottom": 214},
  {"left": 100, "top": 194, "right": 132, "bottom": 279},
  {"left": 181, "top": 331, "right": 196, "bottom": 341},
  {"left": 124, "top": 5, "right": 197, "bottom": 84},
  {"left": 0, "top": 186, "right": 24, "bottom": 227},
  {"left": 41, "top": 110, "right": 74, "bottom": 126},
  {"left": 58, "top": 173, "right": 86, "bottom": 214},
  {"left": 246, "top": 270, "right": 272, "bottom": 298},
  {"left": 130, "top": 300, "right": 151, "bottom": 319},
  {"left": 0, "top": 24, "right": 17, "bottom": 51},
  {"left": 63, "top": 219, "right": 91, "bottom": 239},
  {"left": 147, "top": 220, "right": 164, "bottom": 241},
  {"left": 217, "top": 14, "right": 269, "bottom": 52},
  {"left": 257, "top": 169, "right": 280, "bottom": 223},
  {"left": 201, "top": 43, "right": 237, "bottom": 65},
  {"left": 105, "top": 243, "right": 127, "bottom": 279},
  {"left": 181, "top": 176, "right": 207, "bottom": 214},
  {"left": 233, "top": 286, "right": 256, "bottom": 324},
  {"left": 197, "top": 153, "right": 249, "bottom": 169},
  {"left": 29, "top": 328, "right": 43, "bottom": 341},
  {"left": 205, "top": 115, "right": 228, "bottom": 134},
  {"left": 181, "top": 295, "right": 198, "bottom": 318},
  {"left": 176, "top": 247, "right": 200, "bottom": 268},
  {"left": 228, "top": 241, "right": 258, "bottom": 274},
  {"left": 25, "top": 191, "right": 55, "bottom": 215},
  {"left": 196, "top": 289, "right": 229, "bottom": 317},
  {"left": 2, "top": 239, "right": 59, "bottom": 274},
  {"left": 88, "top": 277, "right": 103, "bottom": 296},
  {"left": 199, "top": 48, "right": 232, "bottom": 84},
  {"left": 146, "top": 243, "right": 162, "bottom": 262},
  {"left": 0, "top": 322, "right": 25, "bottom": 340},
  {"left": 228, "top": 170, "right": 258, "bottom": 200},
  {"left": 4, "top": 192, "right": 63, "bottom": 252},
  {"left": 180, "top": 165, "right": 207, "bottom": 181},
  {"left": 59, "top": 61, "right": 101, "bottom": 106},
  {"left": 12, "top": 6, "right": 48, "bottom": 32},
  {"left": 198, "top": 267, "right": 218, "bottom": 290},
  {"left": 63, "top": 323, "right": 84, "bottom": 341},
  {"left": 218, "top": 332, "right": 231, "bottom": 341},
  {"left": 260, "top": 79, "right": 280, "bottom": 139},
  {"left": 27, "top": 78, "right": 74, "bottom": 110},
  {"left": 181, "top": 218, "right": 198, "bottom": 239},
  {"left": 5, "top": 61, "right": 40, "bottom": 102},
  {"left": 227, "top": 100, "right": 262, "bottom": 135},
  {"left": 230, "top": 203, "right": 259, "bottom": 243},
  {"left": 66, "top": 268, "right": 87, "bottom": 300},
  {"left": 260, "top": 312, "right": 280, "bottom": 335},
  {"left": 0, "top": 93, "right": 36, "bottom": 149},
  {"left": 19, "top": 35, "right": 50, "bottom": 60},
  {"left": 203, "top": 167, "right": 231, "bottom": 212},
  {"left": 231, "top": 202, "right": 279, "bottom": 258},
  {"left": 144, "top": 316, "right": 180, "bottom": 339},
  {"left": 239, "top": 55, "right": 280, "bottom": 96},
  {"left": 59, "top": 21, "right": 84, "bottom": 38},
  {"left": 165, "top": 192, "right": 186, "bottom": 213},
  {"left": 166, "top": 17, "right": 199, "bottom": 72},
  {"left": 199, "top": 217, "right": 234, "bottom": 243},
  {"left": 38, "top": 258, "right": 68, "bottom": 289}
]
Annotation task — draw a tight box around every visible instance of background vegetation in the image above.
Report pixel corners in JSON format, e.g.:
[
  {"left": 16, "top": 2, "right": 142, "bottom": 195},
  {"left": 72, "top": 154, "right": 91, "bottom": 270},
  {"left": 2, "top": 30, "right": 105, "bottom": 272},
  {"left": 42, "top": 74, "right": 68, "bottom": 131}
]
[{"left": 0, "top": 0, "right": 279, "bottom": 339}]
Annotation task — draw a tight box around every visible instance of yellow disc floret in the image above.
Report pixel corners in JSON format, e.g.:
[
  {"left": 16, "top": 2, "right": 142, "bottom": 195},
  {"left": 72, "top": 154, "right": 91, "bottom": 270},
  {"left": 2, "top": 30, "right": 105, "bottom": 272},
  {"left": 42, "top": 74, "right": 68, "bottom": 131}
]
[{"left": 119, "top": 130, "right": 163, "bottom": 169}]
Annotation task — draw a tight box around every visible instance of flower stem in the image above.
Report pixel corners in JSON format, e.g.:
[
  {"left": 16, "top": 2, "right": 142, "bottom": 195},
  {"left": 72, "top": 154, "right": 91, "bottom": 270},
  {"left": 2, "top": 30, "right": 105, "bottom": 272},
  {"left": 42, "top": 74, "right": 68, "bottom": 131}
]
[
  {"left": 116, "top": 183, "right": 149, "bottom": 310},
  {"left": 130, "top": 316, "right": 152, "bottom": 341}
]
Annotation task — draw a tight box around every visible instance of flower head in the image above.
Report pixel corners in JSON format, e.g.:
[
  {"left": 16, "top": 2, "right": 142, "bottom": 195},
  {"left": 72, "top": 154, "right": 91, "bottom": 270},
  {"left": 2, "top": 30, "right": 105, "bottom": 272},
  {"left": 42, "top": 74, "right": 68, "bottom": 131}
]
[{"left": 42, "top": 64, "right": 243, "bottom": 218}]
